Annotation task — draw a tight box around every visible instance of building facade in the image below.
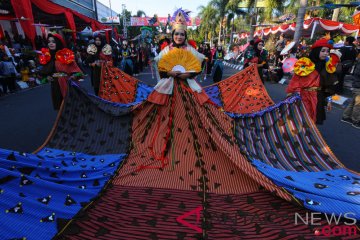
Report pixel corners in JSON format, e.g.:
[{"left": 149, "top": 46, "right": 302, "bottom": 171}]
[
  {"left": 97, "top": 1, "right": 118, "bottom": 22},
  {"left": 51, "top": 0, "right": 97, "bottom": 19}
]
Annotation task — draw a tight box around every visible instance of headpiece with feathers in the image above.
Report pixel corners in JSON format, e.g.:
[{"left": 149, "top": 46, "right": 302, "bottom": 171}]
[{"left": 171, "top": 8, "right": 190, "bottom": 32}]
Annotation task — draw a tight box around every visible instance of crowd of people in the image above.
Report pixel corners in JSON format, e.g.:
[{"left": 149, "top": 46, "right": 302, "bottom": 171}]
[
  {"left": 1, "top": 22, "right": 360, "bottom": 129},
  {"left": 226, "top": 34, "right": 360, "bottom": 129},
  {"left": 0, "top": 32, "right": 156, "bottom": 99},
  {"left": 0, "top": 8, "right": 359, "bottom": 239}
]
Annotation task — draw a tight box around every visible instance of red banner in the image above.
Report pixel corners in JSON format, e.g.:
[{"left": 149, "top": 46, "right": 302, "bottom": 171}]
[{"left": 130, "top": 17, "right": 200, "bottom": 27}]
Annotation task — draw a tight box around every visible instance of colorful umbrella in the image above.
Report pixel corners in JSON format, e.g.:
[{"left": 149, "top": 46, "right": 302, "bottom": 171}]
[{"left": 282, "top": 57, "right": 298, "bottom": 73}]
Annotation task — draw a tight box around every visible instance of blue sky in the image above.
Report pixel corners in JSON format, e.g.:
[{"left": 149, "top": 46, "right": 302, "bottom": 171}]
[{"left": 97, "top": 0, "right": 211, "bottom": 17}]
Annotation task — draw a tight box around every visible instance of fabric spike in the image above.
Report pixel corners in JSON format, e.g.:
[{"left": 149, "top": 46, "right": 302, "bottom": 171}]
[
  {"left": 6, "top": 202, "right": 23, "bottom": 214},
  {"left": 38, "top": 195, "right": 51, "bottom": 205},
  {"left": 0, "top": 175, "right": 16, "bottom": 184},
  {"left": 6, "top": 152, "right": 16, "bottom": 161},
  {"left": 40, "top": 213, "right": 55, "bottom": 222},
  {"left": 20, "top": 175, "right": 33, "bottom": 186},
  {"left": 65, "top": 195, "right": 77, "bottom": 206}
]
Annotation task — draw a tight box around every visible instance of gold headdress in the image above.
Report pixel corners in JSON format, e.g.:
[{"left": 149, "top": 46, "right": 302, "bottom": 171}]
[{"left": 171, "top": 8, "right": 190, "bottom": 32}]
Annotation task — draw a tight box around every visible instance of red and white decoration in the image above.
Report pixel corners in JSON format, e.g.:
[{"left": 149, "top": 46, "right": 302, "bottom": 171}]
[{"left": 238, "top": 17, "right": 360, "bottom": 39}]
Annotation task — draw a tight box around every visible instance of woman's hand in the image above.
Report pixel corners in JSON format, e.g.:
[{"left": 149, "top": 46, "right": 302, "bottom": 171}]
[
  {"left": 327, "top": 101, "right": 332, "bottom": 111},
  {"left": 167, "top": 71, "right": 181, "bottom": 78},
  {"left": 177, "top": 73, "right": 191, "bottom": 79}
]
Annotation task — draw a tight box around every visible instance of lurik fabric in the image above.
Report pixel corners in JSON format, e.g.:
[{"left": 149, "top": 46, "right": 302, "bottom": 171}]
[
  {"left": 55, "top": 81, "right": 359, "bottom": 239},
  {"left": 0, "top": 65, "right": 359, "bottom": 239},
  {"left": 0, "top": 148, "right": 127, "bottom": 240}
]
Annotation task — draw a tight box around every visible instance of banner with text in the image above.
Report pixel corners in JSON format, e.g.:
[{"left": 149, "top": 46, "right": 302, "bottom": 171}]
[{"left": 130, "top": 17, "right": 201, "bottom": 27}]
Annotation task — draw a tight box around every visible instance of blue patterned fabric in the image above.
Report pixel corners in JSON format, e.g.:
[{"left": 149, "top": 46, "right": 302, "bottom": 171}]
[
  {"left": 135, "top": 82, "right": 153, "bottom": 102},
  {"left": 0, "top": 148, "right": 126, "bottom": 240},
  {"left": 204, "top": 85, "right": 223, "bottom": 107},
  {"left": 252, "top": 160, "right": 360, "bottom": 220}
]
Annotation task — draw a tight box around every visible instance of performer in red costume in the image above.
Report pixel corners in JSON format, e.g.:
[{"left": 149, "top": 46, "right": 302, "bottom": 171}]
[{"left": 39, "top": 33, "right": 82, "bottom": 110}]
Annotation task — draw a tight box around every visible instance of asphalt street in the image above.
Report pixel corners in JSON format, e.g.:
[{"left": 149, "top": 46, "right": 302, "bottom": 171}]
[{"left": 0, "top": 64, "right": 359, "bottom": 172}]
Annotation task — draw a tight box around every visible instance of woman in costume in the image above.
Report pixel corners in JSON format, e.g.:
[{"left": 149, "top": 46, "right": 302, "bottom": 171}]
[
  {"left": 146, "top": 11, "right": 208, "bottom": 105},
  {"left": 211, "top": 45, "right": 225, "bottom": 83},
  {"left": 85, "top": 35, "right": 108, "bottom": 95},
  {"left": 1, "top": 9, "right": 359, "bottom": 240},
  {"left": 39, "top": 33, "right": 82, "bottom": 110},
  {"left": 243, "top": 39, "right": 268, "bottom": 82},
  {"left": 286, "top": 38, "right": 339, "bottom": 124}
]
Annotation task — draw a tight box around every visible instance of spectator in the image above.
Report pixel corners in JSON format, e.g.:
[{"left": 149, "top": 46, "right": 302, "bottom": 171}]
[
  {"left": 275, "top": 34, "right": 286, "bottom": 62},
  {"left": 342, "top": 55, "right": 360, "bottom": 129},
  {"left": 339, "top": 36, "right": 358, "bottom": 93},
  {"left": 0, "top": 55, "right": 18, "bottom": 94}
]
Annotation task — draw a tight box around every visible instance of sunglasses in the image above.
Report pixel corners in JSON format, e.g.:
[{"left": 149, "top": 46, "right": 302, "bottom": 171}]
[{"left": 174, "top": 32, "right": 185, "bottom": 36}]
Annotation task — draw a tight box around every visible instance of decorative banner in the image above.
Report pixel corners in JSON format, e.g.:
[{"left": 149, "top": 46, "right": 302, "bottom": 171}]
[
  {"left": 130, "top": 17, "right": 200, "bottom": 27},
  {"left": 101, "top": 16, "right": 120, "bottom": 24}
]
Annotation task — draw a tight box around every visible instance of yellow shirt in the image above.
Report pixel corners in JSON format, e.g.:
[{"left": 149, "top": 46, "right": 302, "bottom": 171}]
[{"left": 21, "top": 68, "right": 30, "bottom": 82}]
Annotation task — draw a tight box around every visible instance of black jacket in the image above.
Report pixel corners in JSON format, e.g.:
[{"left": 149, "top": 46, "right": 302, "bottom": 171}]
[{"left": 351, "top": 60, "right": 360, "bottom": 88}]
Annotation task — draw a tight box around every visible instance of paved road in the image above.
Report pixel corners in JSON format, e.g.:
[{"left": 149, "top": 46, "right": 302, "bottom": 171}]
[{"left": 0, "top": 64, "right": 359, "bottom": 172}]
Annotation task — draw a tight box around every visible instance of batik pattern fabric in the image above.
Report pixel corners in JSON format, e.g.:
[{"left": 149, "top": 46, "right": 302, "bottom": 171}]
[
  {"left": 0, "top": 83, "right": 133, "bottom": 240},
  {"left": 0, "top": 65, "right": 359, "bottom": 239}
]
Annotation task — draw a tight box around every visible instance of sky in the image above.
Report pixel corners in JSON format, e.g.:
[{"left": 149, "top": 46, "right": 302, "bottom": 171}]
[{"left": 97, "top": 0, "right": 211, "bottom": 18}]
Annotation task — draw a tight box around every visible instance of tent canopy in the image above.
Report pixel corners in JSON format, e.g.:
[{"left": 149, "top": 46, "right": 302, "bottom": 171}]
[{"left": 10, "top": 0, "right": 107, "bottom": 47}]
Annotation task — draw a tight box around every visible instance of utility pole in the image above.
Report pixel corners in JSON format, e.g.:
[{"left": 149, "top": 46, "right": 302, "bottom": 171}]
[
  {"left": 93, "top": 0, "right": 98, "bottom": 21},
  {"left": 109, "top": 0, "right": 114, "bottom": 39},
  {"left": 122, "top": 4, "right": 127, "bottom": 39}
]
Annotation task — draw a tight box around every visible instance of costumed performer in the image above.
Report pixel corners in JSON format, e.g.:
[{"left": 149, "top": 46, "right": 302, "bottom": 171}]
[
  {"left": 147, "top": 8, "right": 209, "bottom": 106},
  {"left": 85, "top": 35, "right": 108, "bottom": 95},
  {"left": 243, "top": 39, "right": 268, "bottom": 83},
  {"left": 39, "top": 33, "right": 82, "bottom": 110},
  {"left": 286, "top": 38, "right": 340, "bottom": 124}
]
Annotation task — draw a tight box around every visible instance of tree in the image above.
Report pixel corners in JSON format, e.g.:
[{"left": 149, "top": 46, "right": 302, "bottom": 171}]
[
  {"left": 210, "top": 0, "right": 230, "bottom": 44},
  {"left": 135, "top": 10, "right": 147, "bottom": 17},
  {"left": 197, "top": 4, "right": 219, "bottom": 43},
  {"left": 293, "top": 0, "right": 308, "bottom": 46},
  {"left": 246, "top": 0, "right": 286, "bottom": 40},
  {"left": 226, "top": 0, "right": 246, "bottom": 44}
]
